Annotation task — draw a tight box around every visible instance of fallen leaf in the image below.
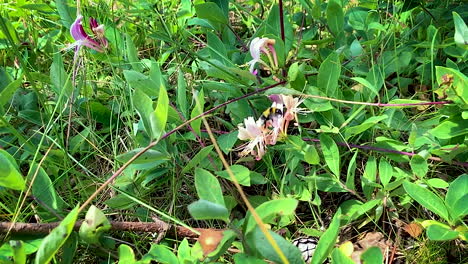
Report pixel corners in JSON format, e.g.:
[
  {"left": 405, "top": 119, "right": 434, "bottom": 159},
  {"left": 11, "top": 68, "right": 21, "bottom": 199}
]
[
  {"left": 198, "top": 229, "right": 224, "bottom": 256},
  {"left": 403, "top": 222, "right": 423, "bottom": 238}
]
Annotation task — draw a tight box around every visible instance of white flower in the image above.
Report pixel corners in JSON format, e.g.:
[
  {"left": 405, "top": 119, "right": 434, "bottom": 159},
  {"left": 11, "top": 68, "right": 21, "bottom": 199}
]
[
  {"left": 247, "top": 37, "right": 277, "bottom": 74},
  {"left": 237, "top": 117, "right": 267, "bottom": 160}
]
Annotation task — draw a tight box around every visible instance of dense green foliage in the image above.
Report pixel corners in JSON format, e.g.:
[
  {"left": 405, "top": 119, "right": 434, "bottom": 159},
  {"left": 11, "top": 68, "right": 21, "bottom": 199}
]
[{"left": 0, "top": 0, "right": 467, "bottom": 263}]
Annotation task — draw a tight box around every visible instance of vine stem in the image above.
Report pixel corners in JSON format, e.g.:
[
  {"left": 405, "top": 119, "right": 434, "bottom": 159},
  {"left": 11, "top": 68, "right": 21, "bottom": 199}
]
[{"left": 78, "top": 81, "right": 286, "bottom": 213}]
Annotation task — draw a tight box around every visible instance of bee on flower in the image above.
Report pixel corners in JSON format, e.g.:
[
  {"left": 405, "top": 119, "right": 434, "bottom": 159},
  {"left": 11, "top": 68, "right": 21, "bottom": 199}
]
[{"left": 236, "top": 94, "right": 309, "bottom": 160}]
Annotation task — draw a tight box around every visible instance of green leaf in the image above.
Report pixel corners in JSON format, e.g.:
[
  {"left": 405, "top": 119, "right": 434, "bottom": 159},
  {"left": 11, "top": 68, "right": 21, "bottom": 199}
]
[
  {"left": 50, "top": 52, "right": 72, "bottom": 99},
  {"left": 153, "top": 84, "right": 169, "bottom": 140},
  {"left": 248, "top": 228, "right": 303, "bottom": 264},
  {"left": 79, "top": 205, "right": 111, "bottom": 245},
  {"left": 445, "top": 174, "right": 468, "bottom": 221},
  {"left": 116, "top": 148, "right": 168, "bottom": 164},
  {"left": 403, "top": 181, "right": 450, "bottom": 223},
  {"left": 195, "top": 168, "right": 225, "bottom": 207},
  {"left": 0, "top": 150, "right": 25, "bottom": 190},
  {"left": 55, "top": 0, "right": 75, "bottom": 28},
  {"left": 233, "top": 253, "right": 267, "bottom": 263},
  {"left": 177, "top": 70, "right": 188, "bottom": 118},
  {"left": 30, "top": 163, "right": 66, "bottom": 212},
  {"left": 61, "top": 233, "right": 78, "bottom": 264},
  {"left": 190, "top": 89, "right": 205, "bottom": 135},
  {"left": 188, "top": 199, "right": 229, "bottom": 221},
  {"left": 311, "top": 208, "right": 342, "bottom": 264},
  {"left": 346, "top": 151, "right": 358, "bottom": 191},
  {"left": 35, "top": 206, "right": 79, "bottom": 264},
  {"left": 427, "top": 178, "right": 449, "bottom": 189},
  {"left": 331, "top": 247, "right": 354, "bottom": 264},
  {"left": 177, "top": 239, "right": 190, "bottom": 263},
  {"left": 244, "top": 199, "right": 298, "bottom": 235},
  {"left": 326, "top": 0, "right": 344, "bottom": 36},
  {"left": 361, "top": 247, "right": 383, "bottom": 264},
  {"left": 140, "top": 244, "right": 179, "bottom": 264},
  {"left": 0, "top": 78, "right": 21, "bottom": 107},
  {"left": 124, "top": 70, "right": 159, "bottom": 97},
  {"left": 182, "top": 145, "right": 214, "bottom": 173},
  {"left": 218, "top": 131, "right": 239, "bottom": 154},
  {"left": 426, "top": 224, "right": 459, "bottom": 241},
  {"left": 319, "top": 134, "right": 340, "bottom": 177},
  {"left": 10, "top": 240, "right": 26, "bottom": 264},
  {"left": 317, "top": 52, "right": 341, "bottom": 97},
  {"left": 194, "top": 3, "right": 228, "bottom": 24},
  {"left": 118, "top": 244, "right": 136, "bottom": 264},
  {"left": 345, "top": 115, "right": 387, "bottom": 139},
  {"left": 362, "top": 157, "right": 377, "bottom": 199},
  {"left": 410, "top": 155, "right": 428, "bottom": 178},
  {"left": 126, "top": 35, "right": 143, "bottom": 72},
  {"left": 453, "top": 12, "right": 468, "bottom": 49},
  {"left": 378, "top": 158, "right": 392, "bottom": 187},
  {"left": 216, "top": 165, "right": 251, "bottom": 186},
  {"left": 304, "top": 144, "right": 320, "bottom": 165}
]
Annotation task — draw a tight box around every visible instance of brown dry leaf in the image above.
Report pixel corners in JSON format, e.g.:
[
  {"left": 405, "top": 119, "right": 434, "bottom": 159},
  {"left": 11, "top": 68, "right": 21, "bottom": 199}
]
[
  {"left": 403, "top": 222, "right": 423, "bottom": 238},
  {"left": 198, "top": 229, "right": 224, "bottom": 256},
  {"left": 350, "top": 232, "right": 393, "bottom": 264}
]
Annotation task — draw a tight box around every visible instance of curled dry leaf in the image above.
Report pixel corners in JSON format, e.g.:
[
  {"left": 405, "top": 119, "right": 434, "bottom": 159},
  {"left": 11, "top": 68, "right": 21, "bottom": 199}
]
[
  {"left": 403, "top": 222, "right": 423, "bottom": 238},
  {"left": 198, "top": 229, "right": 225, "bottom": 256},
  {"left": 350, "top": 232, "right": 393, "bottom": 264}
]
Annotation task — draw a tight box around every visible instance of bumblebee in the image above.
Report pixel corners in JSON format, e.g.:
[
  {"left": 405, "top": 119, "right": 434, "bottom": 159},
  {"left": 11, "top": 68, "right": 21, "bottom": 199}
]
[{"left": 258, "top": 104, "right": 283, "bottom": 127}]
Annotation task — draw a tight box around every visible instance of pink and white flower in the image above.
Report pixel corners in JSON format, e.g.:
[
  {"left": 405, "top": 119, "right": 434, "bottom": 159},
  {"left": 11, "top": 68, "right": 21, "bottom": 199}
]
[
  {"left": 247, "top": 37, "right": 278, "bottom": 75},
  {"left": 69, "top": 15, "right": 107, "bottom": 53},
  {"left": 237, "top": 117, "right": 267, "bottom": 160}
]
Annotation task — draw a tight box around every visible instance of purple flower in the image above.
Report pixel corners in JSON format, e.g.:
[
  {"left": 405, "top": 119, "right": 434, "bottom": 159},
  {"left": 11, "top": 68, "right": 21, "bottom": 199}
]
[
  {"left": 70, "top": 15, "right": 106, "bottom": 52},
  {"left": 247, "top": 37, "right": 278, "bottom": 75}
]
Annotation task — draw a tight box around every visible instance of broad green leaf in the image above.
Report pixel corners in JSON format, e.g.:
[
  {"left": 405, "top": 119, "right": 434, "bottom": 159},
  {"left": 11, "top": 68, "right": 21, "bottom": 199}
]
[
  {"left": 248, "top": 228, "right": 303, "bottom": 264},
  {"left": 133, "top": 88, "right": 156, "bottom": 138},
  {"left": 116, "top": 148, "right": 168, "bottom": 164},
  {"left": 311, "top": 209, "right": 342, "bottom": 264},
  {"left": 351, "top": 77, "right": 379, "bottom": 99},
  {"left": 55, "top": 0, "right": 75, "bottom": 28},
  {"left": 326, "top": 0, "right": 344, "bottom": 36},
  {"left": 244, "top": 199, "right": 298, "bottom": 234},
  {"left": 188, "top": 199, "right": 229, "bottom": 221},
  {"left": 79, "top": 205, "right": 111, "bottom": 244},
  {"left": 140, "top": 244, "right": 178, "bottom": 264},
  {"left": 434, "top": 67, "right": 468, "bottom": 106},
  {"left": 195, "top": 168, "right": 225, "bottom": 207},
  {"left": 153, "top": 84, "right": 169, "bottom": 140},
  {"left": 50, "top": 52, "right": 72, "bottom": 99},
  {"left": 177, "top": 70, "right": 188, "bottom": 118},
  {"left": 331, "top": 247, "right": 354, "bottom": 264},
  {"left": 453, "top": 12, "right": 468, "bottom": 49},
  {"left": 346, "top": 151, "right": 358, "bottom": 191},
  {"left": 345, "top": 115, "right": 387, "bottom": 139},
  {"left": 218, "top": 131, "right": 239, "bottom": 154},
  {"left": 410, "top": 155, "right": 428, "bottom": 178},
  {"left": 118, "top": 244, "right": 136, "bottom": 264},
  {"left": 304, "top": 144, "right": 320, "bottom": 165},
  {"left": 194, "top": 3, "right": 228, "bottom": 24},
  {"left": 124, "top": 70, "right": 158, "bottom": 97},
  {"left": 362, "top": 157, "right": 377, "bottom": 199},
  {"left": 427, "top": 178, "right": 449, "bottom": 188},
  {"left": 126, "top": 35, "right": 143, "bottom": 72},
  {"left": 317, "top": 52, "right": 341, "bottom": 97},
  {"left": 348, "top": 9, "right": 368, "bottom": 31},
  {"left": 216, "top": 165, "right": 250, "bottom": 186},
  {"left": 177, "top": 239, "right": 190, "bottom": 263},
  {"left": 426, "top": 224, "right": 459, "bottom": 241},
  {"left": 10, "top": 240, "right": 26, "bottom": 264},
  {"left": 190, "top": 89, "right": 205, "bottom": 135},
  {"left": 233, "top": 253, "right": 266, "bottom": 263},
  {"left": 319, "top": 134, "right": 340, "bottom": 177},
  {"left": 207, "top": 31, "right": 229, "bottom": 65},
  {"left": 0, "top": 150, "right": 25, "bottom": 190},
  {"left": 361, "top": 247, "right": 383, "bottom": 264},
  {"left": 378, "top": 158, "right": 392, "bottom": 186},
  {"left": 182, "top": 145, "right": 214, "bottom": 173},
  {"left": 0, "top": 78, "right": 21, "bottom": 106},
  {"left": 61, "top": 233, "right": 78, "bottom": 264},
  {"left": 403, "top": 181, "right": 450, "bottom": 223},
  {"left": 35, "top": 206, "right": 79, "bottom": 264},
  {"left": 30, "top": 163, "right": 66, "bottom": 211},
  {"left": 446, "top": 174, "right": 468, "bottom": 221}
]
